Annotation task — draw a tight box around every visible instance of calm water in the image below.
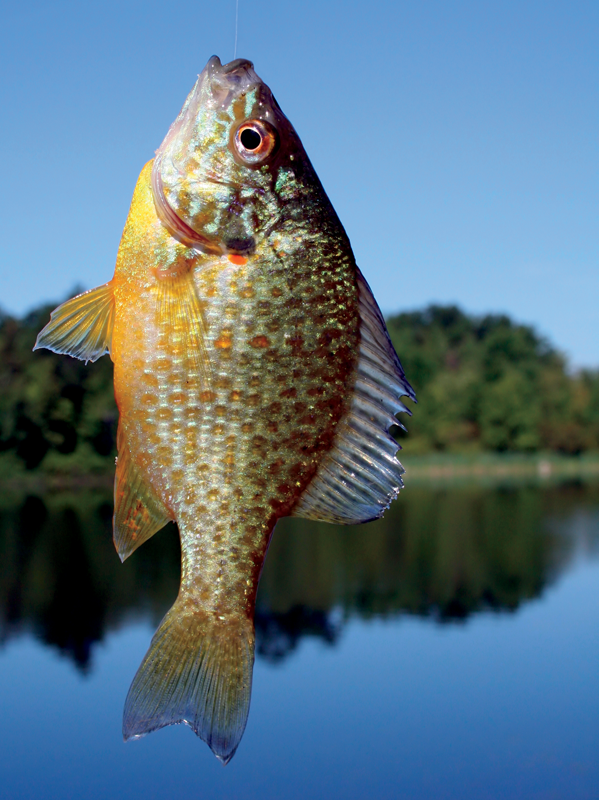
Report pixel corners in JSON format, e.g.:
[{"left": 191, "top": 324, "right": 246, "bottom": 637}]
[{"left": 1, "top": 481, "right": 598, "bottom": 799}]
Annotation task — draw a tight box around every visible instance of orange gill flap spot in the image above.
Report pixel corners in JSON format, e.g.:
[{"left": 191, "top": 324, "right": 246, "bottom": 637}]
[{"left": 227, "top": 254, "right": 248, "bottom": 266}]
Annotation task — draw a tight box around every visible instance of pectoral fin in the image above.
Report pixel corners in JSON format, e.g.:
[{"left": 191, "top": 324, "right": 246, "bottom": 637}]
[
  {"left": 113, "top": 435, "right": 171, "bottom": 562},
  {"left": 34, "top": 282, "right": 115, "bottom": 363},
  {"left": 157, "top": 271, "right": 211, "bottom": 389}
]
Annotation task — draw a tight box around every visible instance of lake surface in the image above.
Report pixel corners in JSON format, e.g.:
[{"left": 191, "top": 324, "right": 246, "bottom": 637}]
[{"left": 1, "top": 480, "right": 598, "bottom": 799}]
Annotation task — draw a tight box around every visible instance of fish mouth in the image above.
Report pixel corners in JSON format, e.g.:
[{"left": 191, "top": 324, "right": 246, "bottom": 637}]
[
  {"left": 205, "top": 55, "right": 264, "bottom": 106},
  {"left": 211, "top": 56, "right": 254, "bottom": 75},
  {"left": 200, "top": 56, "right": 270, "bottom": 117}
]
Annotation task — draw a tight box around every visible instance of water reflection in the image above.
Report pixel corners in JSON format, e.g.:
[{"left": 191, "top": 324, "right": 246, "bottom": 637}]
[{"left": 0, "top": 482, "right": 598, "bottom": 671}]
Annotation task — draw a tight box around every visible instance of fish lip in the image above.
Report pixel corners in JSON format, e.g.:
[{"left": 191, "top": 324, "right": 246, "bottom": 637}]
[
  {"left": 218, "top": 57, "right": 255, "bottom": 75},
  {"left": 206, "top": 55, "right": 256, "bottom": 78},
  {"left": 206, "top": 55, "right": 263, "bottom": 101}
]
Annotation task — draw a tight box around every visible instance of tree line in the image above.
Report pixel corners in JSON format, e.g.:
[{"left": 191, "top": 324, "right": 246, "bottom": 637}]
[
  {"left": 0, "top": 300, "right": 598, "bottom": 475},
  {"left": 388, "top": 305, "right": 599, "bottom": 454}
]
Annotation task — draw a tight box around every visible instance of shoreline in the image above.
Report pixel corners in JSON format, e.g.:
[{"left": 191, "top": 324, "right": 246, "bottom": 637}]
[
  {"left": 403, "top": 452, "right": 599, "bottom": 486},
  {"left": 1, "top": 453, "right": 599, "bottom": 493}
]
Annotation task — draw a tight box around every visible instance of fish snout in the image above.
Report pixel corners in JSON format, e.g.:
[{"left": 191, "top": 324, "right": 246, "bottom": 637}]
[
  {"left": 219, "top": 57, "right": 255, "bottom": 76},
  {"left": 206, "top": 56, "right": 262, "bottom": 102}
]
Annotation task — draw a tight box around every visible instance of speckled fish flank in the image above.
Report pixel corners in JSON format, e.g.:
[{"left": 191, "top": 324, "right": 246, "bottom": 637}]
[{"left": 34, "top": 56, "right": 415, "bottom": 763}]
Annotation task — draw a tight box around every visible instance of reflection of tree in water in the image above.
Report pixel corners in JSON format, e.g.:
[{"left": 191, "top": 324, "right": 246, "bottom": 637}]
[
  {"left": 255, "top": 606, "right": 342, "bottom": 662},
  {"left": 0, "top": 483, "right": 597, "bottom": 671},
  {"left": 0, "top": 493, "right": 181, "bottom": 671},
  {"left": 21, "top": 498, "right": 106, "bottom": 669}
]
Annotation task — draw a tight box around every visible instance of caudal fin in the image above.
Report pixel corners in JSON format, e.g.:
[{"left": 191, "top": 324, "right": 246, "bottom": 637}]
[{"left": 123, "top": 596, "right": 255, "bottom": 764}]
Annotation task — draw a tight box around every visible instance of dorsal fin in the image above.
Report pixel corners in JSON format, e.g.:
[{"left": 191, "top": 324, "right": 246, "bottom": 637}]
[
  {"left": 113, "top": 430, "right": 172, "bottom": 562},
  {"left": 33, "top": 282, "right": 115, "bottom": 363},
  {"left": 292, "top": 267, "right": 415, "bottom": 524}
]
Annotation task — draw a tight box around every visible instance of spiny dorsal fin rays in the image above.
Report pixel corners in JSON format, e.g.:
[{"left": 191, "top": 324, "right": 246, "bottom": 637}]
[
  {"left": 291, "top": 266, "right": 415, "bottom": 524},
  {"left": 113, "top": 430, "right": 172, "bottom": 562},
  {"left": 33, "top": 282, "right": 115, "bottom": 364}
]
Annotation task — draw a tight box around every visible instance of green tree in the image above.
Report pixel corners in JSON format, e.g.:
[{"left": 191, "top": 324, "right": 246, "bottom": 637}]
[
  {"left": 0, "top": 302, "right": 117, "bottom": 473},
  {"left": 387, "top": 305, "right": 598, "bottom": 454}
]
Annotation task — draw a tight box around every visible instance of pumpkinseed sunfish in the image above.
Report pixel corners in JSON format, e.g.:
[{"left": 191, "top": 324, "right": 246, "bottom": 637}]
[{"left": 34, "top": 56, "right": 415, "bottom": 763}]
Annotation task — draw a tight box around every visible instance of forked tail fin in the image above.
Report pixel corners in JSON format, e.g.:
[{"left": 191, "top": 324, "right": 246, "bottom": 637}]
[{"left": 123, "top": 595, "right": 255, "bottom": 764}]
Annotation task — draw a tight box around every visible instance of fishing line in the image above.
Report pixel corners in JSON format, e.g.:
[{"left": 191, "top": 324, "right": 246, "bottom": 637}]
[{"left": 234, "top": 0, "right": 239, "bottom": 59}]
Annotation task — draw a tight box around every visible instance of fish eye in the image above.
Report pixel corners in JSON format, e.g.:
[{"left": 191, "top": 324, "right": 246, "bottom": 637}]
[
  {"left": 240, "top": 128, "right": 262, "bottom": 150},
  {"left": 234, "top": 120, "right": 278, "bottom": 165}
]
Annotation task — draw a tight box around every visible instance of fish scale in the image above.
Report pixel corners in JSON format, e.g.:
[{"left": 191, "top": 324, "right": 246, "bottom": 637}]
[
  {"left": 34, "top": 55, "right": 414, "bottom": 763},
  {"left": 113, "top": 161, "right": 360, "bottom": 617}
]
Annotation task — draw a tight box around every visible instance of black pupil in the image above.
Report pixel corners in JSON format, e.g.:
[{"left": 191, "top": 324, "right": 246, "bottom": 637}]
[{"left": 240, "top": 128, "right": 262, "bottom": 150}]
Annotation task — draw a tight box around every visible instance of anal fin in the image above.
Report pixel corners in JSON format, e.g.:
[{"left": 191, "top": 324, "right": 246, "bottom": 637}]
[
  {"left": 34, "top": 282, "right": 115, "bottom": 363},
  {"left": 113, "top": 438, "right": 171, "bottom": 561}
]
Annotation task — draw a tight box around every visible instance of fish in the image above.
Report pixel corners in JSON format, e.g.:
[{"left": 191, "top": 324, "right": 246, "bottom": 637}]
[{"left": 34, "top": 56, "right": 415, "bottom": 763}]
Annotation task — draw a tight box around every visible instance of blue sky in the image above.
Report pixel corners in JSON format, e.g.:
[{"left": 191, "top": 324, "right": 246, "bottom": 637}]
[{"left": 1, "top": 1, "right": 597, "bottom": 366}]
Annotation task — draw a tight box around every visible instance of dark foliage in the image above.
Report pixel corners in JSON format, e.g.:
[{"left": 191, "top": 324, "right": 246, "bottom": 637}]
[
  {"left": 387, "top": 305, "right": 599, "bottom": 454},
  {"left": 0, "top": 304, "right": 117, "bottom": 473}
]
